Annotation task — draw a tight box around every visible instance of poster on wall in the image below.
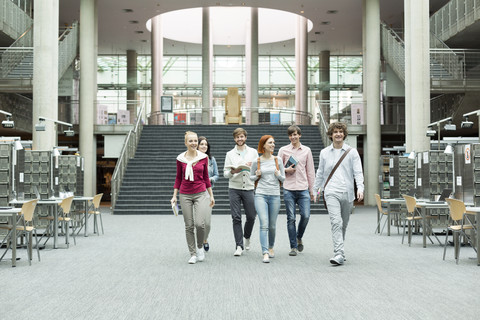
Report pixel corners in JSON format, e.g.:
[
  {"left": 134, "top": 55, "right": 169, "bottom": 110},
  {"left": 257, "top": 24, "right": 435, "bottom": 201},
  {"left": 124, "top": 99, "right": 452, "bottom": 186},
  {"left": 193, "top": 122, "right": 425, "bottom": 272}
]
[
  {"left": 161, "top": 96, "right": 173, "bottom": 113},
  {"left": 350, "top": 104, "right": 364, "bottom": 125},
  {"left": 117, "top": 110, "right": 130, "bottom": 125},
  {"left": 174, "top": 113, "right": 186, "bottom": 125},
  {"left": 97, "top": 105, "right": 108, "bottom": 124}
]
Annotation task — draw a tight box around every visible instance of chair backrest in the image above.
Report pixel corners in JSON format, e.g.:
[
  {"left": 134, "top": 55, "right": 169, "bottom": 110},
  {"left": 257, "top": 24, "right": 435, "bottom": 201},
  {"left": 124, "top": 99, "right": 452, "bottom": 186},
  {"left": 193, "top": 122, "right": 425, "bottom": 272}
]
[
  {"left": 21, "top": 199, "right": 38, "bottom": 222},
  {"left": 445, "top": 198, "right": 466, "bottom": 222},
  {"left": 59, "top": 196, "right": 74, "bottom": 215},
  {"left": 402, "top": 195, "right": 417, "bottom": 214},
  {"left": 92, "top": 193, "right": 104, "bottom": 209},
  {"left": 374, "top": 194, "right": 384, "bottom": 214}
]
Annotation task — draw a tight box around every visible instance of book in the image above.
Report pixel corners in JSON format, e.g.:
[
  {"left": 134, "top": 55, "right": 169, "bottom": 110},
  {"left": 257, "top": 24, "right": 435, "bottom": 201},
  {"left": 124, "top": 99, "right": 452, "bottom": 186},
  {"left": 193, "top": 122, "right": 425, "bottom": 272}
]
[
  {"left": 225, "top": 164, "right": 251, "bottom": 171},
  {"left": 285, "top": 155, "right": 299, "bottom": 168},
  {"left": 172, "top": 203, "right": 179, "bottom": 216}
]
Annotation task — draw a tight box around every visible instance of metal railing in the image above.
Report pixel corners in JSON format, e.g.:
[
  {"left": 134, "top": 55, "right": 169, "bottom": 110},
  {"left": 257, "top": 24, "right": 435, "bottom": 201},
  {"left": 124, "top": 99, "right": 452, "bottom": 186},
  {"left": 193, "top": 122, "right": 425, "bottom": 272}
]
[
  {"left": 381, "top": 22, "right": 405, "bottom": 82},
  {"left": 430, "top": 0, "right": 480, "bottom": 42},
  {"left": 430, "top": 33, "right": 464, "bottom": 80},
  {"left": 0, "top": 24, "right": 32, "bottom": 78},
  {"left": 58, "top": 21, "right": 78, "bottom": 78},
  {"left": 315, "top": 100, "right": 330, "bottom": 148},
  {"left": 0, "top": 21, "right": 78, "bottom": 79},
  {"left": 111, "top": 102, "right": 145, "bottom": 210},
  {"left": 0, "top": 0, "right": 32, "bottom": 40},
  {"left": 148, "top": 106, "right": 312, "bottom": 125}
]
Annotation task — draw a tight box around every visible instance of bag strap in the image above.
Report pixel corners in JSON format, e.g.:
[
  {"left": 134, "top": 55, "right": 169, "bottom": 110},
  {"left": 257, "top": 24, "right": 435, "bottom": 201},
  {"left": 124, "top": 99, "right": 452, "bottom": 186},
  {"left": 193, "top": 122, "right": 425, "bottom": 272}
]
[
  {"left": 323, "top": 147, "right": 352, "bottom": 191},
  {"left": 254, "top": 156, "right": 281, "bottom": 188}
]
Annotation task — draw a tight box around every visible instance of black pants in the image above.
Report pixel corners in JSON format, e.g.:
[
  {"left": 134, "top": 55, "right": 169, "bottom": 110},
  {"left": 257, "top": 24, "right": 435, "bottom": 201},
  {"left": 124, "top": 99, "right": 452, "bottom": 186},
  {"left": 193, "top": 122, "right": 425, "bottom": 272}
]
[{"left": 229, "top": 188, "right": 257, "bottom": 248}]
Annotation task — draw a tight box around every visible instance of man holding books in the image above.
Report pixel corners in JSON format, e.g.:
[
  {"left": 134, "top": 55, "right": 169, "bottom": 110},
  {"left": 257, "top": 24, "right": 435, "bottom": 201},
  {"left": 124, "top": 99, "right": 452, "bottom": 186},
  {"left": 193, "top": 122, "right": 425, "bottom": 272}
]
[
  {"left": 278, "top": 125, "right": 315, "bottom": 256},
  {"left": 224, "top": 128, "right": 259, "bottom": 256}
]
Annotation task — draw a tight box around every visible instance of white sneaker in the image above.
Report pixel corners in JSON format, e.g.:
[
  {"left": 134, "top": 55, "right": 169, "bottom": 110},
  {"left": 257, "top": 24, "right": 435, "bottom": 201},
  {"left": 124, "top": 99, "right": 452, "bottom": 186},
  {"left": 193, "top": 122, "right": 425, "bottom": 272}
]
[
  {"left": 263, "top": 253, "right": 270, "bottom": 263},
  {"left": 329, "top": 255, "right": 344, "bottom": 266},
  {"left": 234, "top": 246, "right": 243, "bottom": 256},
  {"left": 245, "top": 238, "right": 251, "bottom": 250},
  {"left": 188, "top": 256, "right": 197, "bottom": 264},
  {"left": 197, "top": 248, "right": 205, "bottom": 262}
]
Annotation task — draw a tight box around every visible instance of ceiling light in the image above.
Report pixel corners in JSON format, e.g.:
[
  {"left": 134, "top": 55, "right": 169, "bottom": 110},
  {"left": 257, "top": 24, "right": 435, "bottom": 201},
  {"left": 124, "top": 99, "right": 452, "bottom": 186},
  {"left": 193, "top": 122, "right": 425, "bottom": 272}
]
[
  {"left": 129, "top": 20, "right": 139, "bottom": 24},
  {"left": 135, "top": 31, "right": 144, "bottom": 34},
  {"left": 122, "top": 9, "right": 133, "bottom": 13},
  {"left": 300, "top": 10, "right": 304, "bottom": 14},
  {"left": 321, "top": 21, "right": 331, "bottom": 25},
  {"left": 327, "top": 10, "right": 338, "bottom": 14}
]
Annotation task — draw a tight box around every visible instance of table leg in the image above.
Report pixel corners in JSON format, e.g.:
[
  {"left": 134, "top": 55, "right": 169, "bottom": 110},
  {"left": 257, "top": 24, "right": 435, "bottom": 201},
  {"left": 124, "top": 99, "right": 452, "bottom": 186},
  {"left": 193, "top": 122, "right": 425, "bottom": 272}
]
[
  {"left": 53, "top": 205, "right": 58, "bottom": 249},
  {"left": 387, "top": 205, "right": 391, "bottom": 236},
  {"left": 11, "top": 214, "right": 16, "bottom": 267},
  {"left": 84, "top": 200, "right": 89, "bottom": 237},
  {"left": 421, "top": 207, "right": 427, "bottom": 248}
]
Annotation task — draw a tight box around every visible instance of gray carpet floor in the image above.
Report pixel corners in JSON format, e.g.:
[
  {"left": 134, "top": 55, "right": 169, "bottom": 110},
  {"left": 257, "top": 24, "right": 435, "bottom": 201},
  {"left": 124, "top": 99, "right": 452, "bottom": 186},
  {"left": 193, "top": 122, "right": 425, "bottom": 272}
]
[{"left": 1, "top": 206, "right": 480, "bottom": 320}]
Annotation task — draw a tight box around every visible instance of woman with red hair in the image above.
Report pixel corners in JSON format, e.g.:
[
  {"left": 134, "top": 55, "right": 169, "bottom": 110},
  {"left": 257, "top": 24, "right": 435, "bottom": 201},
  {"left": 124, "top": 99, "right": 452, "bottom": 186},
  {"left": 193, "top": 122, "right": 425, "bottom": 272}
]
[{"left": 250, "top": 135, "right": 285, "bottom": 263}]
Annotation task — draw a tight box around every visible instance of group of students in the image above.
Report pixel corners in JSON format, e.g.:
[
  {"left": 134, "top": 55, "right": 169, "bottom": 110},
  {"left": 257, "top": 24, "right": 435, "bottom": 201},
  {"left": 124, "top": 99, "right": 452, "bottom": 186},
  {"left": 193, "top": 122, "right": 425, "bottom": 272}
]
[{"left": 171, "top": 122, "right": 364, "bottom": 265}]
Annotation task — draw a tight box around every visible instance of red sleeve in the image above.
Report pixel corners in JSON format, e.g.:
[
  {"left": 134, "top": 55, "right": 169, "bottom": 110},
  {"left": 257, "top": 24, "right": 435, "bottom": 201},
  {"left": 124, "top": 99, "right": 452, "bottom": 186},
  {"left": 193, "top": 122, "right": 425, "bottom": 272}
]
[
  {"left": 174, "top": 160, "right": 183, "bottom": 189},
  {"left": 202, "top": 158, "right": 212, "bottom": 189}
]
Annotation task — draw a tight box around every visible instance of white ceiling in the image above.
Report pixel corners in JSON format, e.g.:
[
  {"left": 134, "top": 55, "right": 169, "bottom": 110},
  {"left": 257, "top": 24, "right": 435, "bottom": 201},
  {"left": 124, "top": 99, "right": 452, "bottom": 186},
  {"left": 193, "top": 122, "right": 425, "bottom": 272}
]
[{"left": 59, "top": 0, "right": 449, "bottom": 56}]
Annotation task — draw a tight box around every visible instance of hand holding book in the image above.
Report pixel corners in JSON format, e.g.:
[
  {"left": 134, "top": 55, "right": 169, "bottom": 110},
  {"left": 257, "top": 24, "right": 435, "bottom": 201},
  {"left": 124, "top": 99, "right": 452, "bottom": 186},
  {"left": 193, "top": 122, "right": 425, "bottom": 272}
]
[{"left": 285, "top": 155, "right": 298, "bottom": 168}]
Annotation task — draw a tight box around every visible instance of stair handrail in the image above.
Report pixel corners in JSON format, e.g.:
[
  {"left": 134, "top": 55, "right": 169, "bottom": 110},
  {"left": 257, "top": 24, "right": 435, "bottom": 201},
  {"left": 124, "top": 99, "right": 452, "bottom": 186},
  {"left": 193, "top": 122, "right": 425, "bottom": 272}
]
[
  {"left": 430, "top": 32, "right": 465, "bottom": 80},
  {"left": 316, "top": 100, "right": 330, "bottom": 148},
  {"left": 58, "top": 21, "right": 79, "bottom": 78},
  {"left": 380, "top": 22, "right": 405, "bottom": 82},
  {"left": 0, "top": 24, "right": 33, "bottom": 78},
  {"left": 0, "top": 0, "right": 33, "bottom": 39},
  {"left": 430, "top": 0, "right": 479, "bottom": 42},
  {"left": 111, "top": 101, "right": 145, "bottom": 210}
]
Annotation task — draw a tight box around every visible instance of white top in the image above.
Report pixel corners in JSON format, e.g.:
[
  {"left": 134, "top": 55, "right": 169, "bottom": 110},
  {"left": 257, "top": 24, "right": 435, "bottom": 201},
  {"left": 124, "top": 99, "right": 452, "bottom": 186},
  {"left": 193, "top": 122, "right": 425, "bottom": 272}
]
[
  {"left": 223, "top": 144, "right": 259, "bottom": 190},
  {"left": 250, "top": 157, "right": 286, "bottom": 196}
]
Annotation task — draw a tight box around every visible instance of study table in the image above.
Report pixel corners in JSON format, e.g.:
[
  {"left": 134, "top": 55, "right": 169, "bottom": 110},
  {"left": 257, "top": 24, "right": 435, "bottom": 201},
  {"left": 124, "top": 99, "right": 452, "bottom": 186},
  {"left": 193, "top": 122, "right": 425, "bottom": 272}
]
[
  {"left": 464, "top": 206, "right": 480, "bottom": 266},
  {"left": 10, "top": 198, "right": 62, "bottom": 248},
  {"left": 414, "top": 201, "right": 448, "bottom": 248},
  {"left": 0, "top": 207, "right": 22, "bottom": 267}
]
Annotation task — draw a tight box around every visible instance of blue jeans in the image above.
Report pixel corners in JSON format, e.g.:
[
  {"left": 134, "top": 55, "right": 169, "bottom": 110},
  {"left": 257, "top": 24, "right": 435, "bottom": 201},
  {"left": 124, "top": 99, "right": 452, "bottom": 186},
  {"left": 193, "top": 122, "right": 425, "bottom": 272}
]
[
  {"left": 254, "top": 194, "right": 280, "bottom": 254},
  {"left": 284, "top": 189, "right": 311, "bottom": 249}
]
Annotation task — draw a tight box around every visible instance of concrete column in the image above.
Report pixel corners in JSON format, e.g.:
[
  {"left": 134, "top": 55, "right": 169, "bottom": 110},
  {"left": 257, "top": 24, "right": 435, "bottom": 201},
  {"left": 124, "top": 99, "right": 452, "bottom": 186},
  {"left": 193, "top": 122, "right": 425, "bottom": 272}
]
[
  {"left": 319, "top": 50, "right": 330, "bottom": 123},
  {"left": 364, "top": 0, "right": 381, "bottom": 206},
  {"left": 246, "top": 7, "right": 259, "bottom": 125},
  {"left": 32, "top": 0, "right": 59, "bottom": 150},
  {"left": 151, "top": 15, "right": 163, "bottom": 125},
  {"left": 127, "top": 50, "right": 138, "bottom": 123},
  {"left": 202, "top": 8, "right": 211, "bottom": 125},
  {"left": 295, "top": 16, "right": 308, "bottom": 125},
  {"left": 405, "top": 0, "right": 430, "bottom": 152},
  {"left": 79, "top": 0, "right": 97, "bottom": 196}
]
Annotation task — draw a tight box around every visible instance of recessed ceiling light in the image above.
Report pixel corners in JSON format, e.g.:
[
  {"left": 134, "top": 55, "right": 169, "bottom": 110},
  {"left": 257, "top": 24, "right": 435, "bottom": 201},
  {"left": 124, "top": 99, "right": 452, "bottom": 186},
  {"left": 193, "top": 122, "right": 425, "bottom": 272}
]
[
  {"left": 321, "top": 21, "right": 331, "bottom": 25},
  {"left": 327, "top": 10, "right": 338, "bottom": 14},
  {"left": 122, "top": 9, "right": 133, "bottom": 13},
  {"left": 310, "top": 40, "right": 316, "bottom": 43},
  {"left": 141, "top": 40, "right": 148, "bottom": 42},
  {"left": 129, "top": 20, "right": 139, "bottom": 24},
  {"left": 315, "top": 31, "right": 324, "bottom": 35},
  {"left": 135, "top": 30, "right": 144, "bottom": 34},
  {"left": 300, "top": 10, "right": 304, "bottom": 14}
]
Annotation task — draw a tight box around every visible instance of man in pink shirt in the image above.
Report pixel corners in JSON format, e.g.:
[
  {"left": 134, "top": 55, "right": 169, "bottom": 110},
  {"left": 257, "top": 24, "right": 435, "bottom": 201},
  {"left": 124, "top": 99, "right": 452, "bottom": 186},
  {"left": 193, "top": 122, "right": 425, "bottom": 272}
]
[{"left": 277, "top": 125, "right": 315, "bottom": 256}]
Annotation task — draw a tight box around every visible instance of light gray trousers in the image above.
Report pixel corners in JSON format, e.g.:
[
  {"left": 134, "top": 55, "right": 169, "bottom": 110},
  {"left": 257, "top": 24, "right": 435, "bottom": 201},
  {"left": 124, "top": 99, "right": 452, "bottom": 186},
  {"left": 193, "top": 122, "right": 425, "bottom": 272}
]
[
  {"left": 324, "top": 191, "right": 353, "bottom": 257},
  {"left": 179, "top": 191, "right": 211, "bottom": 256}
]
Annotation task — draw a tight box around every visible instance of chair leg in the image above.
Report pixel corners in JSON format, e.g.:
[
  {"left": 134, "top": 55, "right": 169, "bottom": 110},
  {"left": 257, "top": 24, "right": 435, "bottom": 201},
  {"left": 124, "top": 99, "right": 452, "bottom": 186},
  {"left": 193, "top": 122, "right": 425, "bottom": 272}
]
[
  {"left": 408, "top": 221, "right": 412, "bottom": 246},
  {"left": 402, "top": 221, "right": 406, "bottom": 244},
  {"left": 34, "top": 229, "right": 40, "bottom": 262},
  {"left": 380, "top": 218, "right": 388, "bottom": 235},
  {"left": 0, "top": 230, "right": 13, "bottom": 262},
  {"left": 375, "top": 216, "right": 384, "bottom": 234},
  {"left": 65, "top": 221, "right": 70, "bottom": 249},
  {"left": 454, "top": 232, "right": 460, "bottom": 264},
  {"left": 71, "top": 221, "right": 76, "bottom": 245},
  {"left": 99, "top": 213, "right": 104, "bottom": 235},
  {"left": 93, "top": 215, "right": 98, "bottom": 235},
  {"left": 443, "top": 229, "right": 449, "bottom": 260}
]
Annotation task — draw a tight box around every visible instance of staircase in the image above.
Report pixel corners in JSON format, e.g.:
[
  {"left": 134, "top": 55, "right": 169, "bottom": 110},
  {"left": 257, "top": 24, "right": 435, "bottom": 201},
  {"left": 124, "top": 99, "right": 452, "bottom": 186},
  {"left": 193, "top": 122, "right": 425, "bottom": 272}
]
[{"left": 113, "top": 125, "right": 327, "bottom": 215}]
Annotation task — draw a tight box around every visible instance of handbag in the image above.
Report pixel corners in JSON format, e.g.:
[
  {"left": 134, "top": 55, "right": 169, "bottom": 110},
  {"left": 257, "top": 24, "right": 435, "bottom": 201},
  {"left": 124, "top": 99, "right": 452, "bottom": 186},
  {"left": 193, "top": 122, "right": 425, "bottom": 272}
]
[{"left": 322, "top": 148, "right": 352, "bottom": 210}]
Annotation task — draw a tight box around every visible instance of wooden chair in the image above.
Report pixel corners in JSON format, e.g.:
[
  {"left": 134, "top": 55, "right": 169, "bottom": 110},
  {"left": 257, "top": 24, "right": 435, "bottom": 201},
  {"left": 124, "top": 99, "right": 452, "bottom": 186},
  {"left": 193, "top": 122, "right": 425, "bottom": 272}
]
[
  {"left": 374, "top": 194, "right": 399, "bottom": 235},
  {"left": 444, "top": 198, "right": 477, "bottom": 264},
  {"left": 402, "top": 195, "right": 439, "bottom": 246},
  {"left": 75, "top": 193, "right": 104, "bottom": 236},
  {"left": 0, "top": 199, "right": 39, "bottom": 265},
  {"left": 39, "top": 196, "right": 76, "bottom": 248}
]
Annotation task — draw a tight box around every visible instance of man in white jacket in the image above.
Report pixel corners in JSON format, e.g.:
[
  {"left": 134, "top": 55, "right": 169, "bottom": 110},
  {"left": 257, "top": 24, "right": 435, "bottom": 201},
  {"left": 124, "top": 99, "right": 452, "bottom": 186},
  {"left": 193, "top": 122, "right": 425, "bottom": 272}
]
[{"left": 224, "top": 128, "right": 259, "bottom": 256}]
